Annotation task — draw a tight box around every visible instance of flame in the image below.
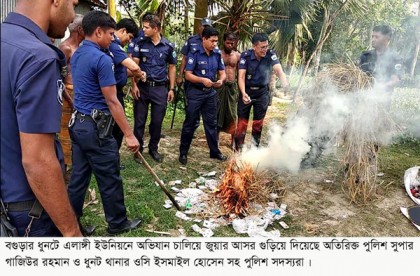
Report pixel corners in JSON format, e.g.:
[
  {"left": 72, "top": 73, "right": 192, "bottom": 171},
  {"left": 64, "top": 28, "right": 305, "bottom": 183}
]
[{"left": 216, "top": 159, "right": 256, "bottom": 216}]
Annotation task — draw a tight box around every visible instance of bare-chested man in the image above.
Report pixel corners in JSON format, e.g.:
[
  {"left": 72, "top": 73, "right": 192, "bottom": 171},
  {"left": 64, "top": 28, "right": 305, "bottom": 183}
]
[
  {"left": 58, "top": 14, "right": 84, "bottom": 171},
  {"left": 217, "top": 32, "right": 241, "bottom": 148}
]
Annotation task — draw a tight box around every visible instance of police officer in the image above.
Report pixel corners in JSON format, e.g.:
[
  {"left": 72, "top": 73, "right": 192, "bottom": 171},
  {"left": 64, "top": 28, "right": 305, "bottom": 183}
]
[
  {"left": 177, "top": 17, "right": 213, "bottom": 87},
  {"left": 127, "top": 12, "right": 151, "bottom": 101},
  {"left": 69, "top": 11, "right": 141, "bottom": 235},
  {"left": 131, "top": 14, "right": 177, "bottom": 163},
  {"left": 1, "top": 0, "right": 82, "bottom": 237},
  {"left": 234, "top": 33, "right": 289, "bottom": 151},
  {"left": 359, "top": 24, "right": 402, "bottom": 93},
  {"left": 127, "top": 12, "right": 152, "bottom": 57},
  {"left": 179, "top": 27, "right": 227, "bottom": 165},
  {"left": 110, "top": 18, "right": 146, "bottom": 150}
]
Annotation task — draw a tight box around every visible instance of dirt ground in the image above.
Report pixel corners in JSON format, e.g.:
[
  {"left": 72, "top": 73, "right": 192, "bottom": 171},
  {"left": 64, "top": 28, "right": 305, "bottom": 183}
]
[{"left": 137, "top": 95, "right": 419, "bottom": 237}]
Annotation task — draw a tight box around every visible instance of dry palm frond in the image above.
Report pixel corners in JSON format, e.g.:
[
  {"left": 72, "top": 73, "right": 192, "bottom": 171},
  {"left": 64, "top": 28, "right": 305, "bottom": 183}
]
[{"left": 314, "top": 63, "right": 374, "bottom": 94}]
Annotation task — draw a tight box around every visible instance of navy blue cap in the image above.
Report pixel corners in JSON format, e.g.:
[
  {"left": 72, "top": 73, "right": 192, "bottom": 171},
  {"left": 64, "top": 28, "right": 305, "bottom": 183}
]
[{"left": 201, "top": 17, "right": 212, "bottom": 26}]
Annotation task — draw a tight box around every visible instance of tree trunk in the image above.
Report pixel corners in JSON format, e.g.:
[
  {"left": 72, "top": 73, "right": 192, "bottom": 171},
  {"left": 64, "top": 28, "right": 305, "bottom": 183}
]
[
  {"left": 410, "top": 3, "right": 420, "bottom": 77},
  {"left": 313, "top": 10, "right": 329, "bottom": 76},
  {"left": 193, "top": 0, "right": 208, "bottom": 34},
  {"left": 293, "top": 0, "right": 349, "bottom": 101},
  {"left": 108, "top": 0, "right": 116, "bottom": 19},
  {"left": 184, "top": 0, "right": 190, "bottom": 34}
]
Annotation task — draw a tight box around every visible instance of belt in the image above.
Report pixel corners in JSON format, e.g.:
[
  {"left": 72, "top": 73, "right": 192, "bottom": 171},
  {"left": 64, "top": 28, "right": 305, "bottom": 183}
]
[
  {"left": 247, "top": 86, "right": 267, "bottom": 91},
  {"left": 76, "top": 112, "right": 94, "bottom": 122},
  {"left": 145, "top": 80, "right": 167, "bottom": 87},
  {"left": 3, "top": 200, "right": 35, "bottom": 212},
  {"left": 191, "top": 84, "right": 213, "bottom": 92}
]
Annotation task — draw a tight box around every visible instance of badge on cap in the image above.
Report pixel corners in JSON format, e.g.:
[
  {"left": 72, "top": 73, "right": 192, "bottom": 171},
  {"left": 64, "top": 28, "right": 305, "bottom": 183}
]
[{"left": 188, "top": 57, "right": 194, "bottom": 64}]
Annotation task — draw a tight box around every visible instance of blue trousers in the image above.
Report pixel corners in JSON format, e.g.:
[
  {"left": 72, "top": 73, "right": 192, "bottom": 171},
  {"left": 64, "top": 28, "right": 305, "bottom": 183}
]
[
  {"left": 68, "top": 118, "right": 128, "bottom": 229},
  {"left": 179, "top": 88, "right": 220, "bottom": 156},
  {"left": 133, "top": 85, "right": 167, "bottom": 152},
  {"left": 8, "top": 211, "right": 61, "bottom": 237}
]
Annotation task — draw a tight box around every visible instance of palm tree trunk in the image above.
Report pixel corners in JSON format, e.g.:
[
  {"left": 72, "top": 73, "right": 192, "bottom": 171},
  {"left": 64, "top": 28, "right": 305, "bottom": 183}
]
[{"left": 194, "top": 0, "right": 208, "bottom": 34}]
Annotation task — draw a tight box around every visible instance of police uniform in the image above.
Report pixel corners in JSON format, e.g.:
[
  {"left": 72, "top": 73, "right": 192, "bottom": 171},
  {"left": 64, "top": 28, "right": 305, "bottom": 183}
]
[
  {"left": 109, "top": 35, "right": 130, "bottom": 149},
  {"left": 180, "top": 34, "right": 203, "bottom": 128},
  {"left": 1, "top": 12, "right": 65, "bottom": 236},
  {"left": 131, "top": 35, "right": 177, "bottom": 154},
  {"left": 69, "top": 40, "right": 129, "bottom": 230},
  {"left": 234, "top": 49, "right": 280, "bottom": 149},
  {"left": 179, "top": 45, "right": 225, "bottom": 157},
  {"left": 359, "top": 49, "right": 402, "bottom": 91},
  {"left": 127, "top": 30, "right": 144, "bottom": 55}
]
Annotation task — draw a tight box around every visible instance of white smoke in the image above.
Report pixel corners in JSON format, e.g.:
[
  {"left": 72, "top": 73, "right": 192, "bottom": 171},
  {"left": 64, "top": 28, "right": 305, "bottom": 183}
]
[{"left": 237, "top": 85, "right": 414, "bottom": 173}]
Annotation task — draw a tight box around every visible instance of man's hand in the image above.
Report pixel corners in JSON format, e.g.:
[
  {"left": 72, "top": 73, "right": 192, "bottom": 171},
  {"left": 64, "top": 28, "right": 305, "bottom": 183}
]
[
  {"left": 140, "top": 71, "right": 147, "bottom": 82},
  {"left": 242, "top": 93, "right": 251, "bottom": 104},
  {"left": 167, "top": 89, "right": 175, "bottom": 103},
  {"left": 125, "top": 134, "right": 140, "bottom": 153},
  {"left": 176, "top": 76, "right": 184, "bottom": 87},
  {"left": 202, "top": 78, "right": 214, "bottom": 88},
  {"left": 213, "top": 80, "right": 223, "bottom": 89},
  {"left": 131, "top": 85, "right": 140, "bottom": 100}
]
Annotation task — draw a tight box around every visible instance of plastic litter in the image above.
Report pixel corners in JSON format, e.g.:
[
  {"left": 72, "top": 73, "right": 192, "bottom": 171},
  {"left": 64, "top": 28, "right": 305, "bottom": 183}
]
[
  {"left": 206, "top": 171, "right": 217, "bottom": 177},
  {"left": 175, "top": 211, "right": 192, "bottom": 221}
]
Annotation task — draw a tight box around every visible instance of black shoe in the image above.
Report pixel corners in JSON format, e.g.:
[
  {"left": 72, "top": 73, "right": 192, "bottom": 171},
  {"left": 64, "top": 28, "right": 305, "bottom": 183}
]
[
  {"left": 179, "top": 154, "right": 187, "bottom": 165},
  {"left": 81, "top": 225, "right": 96, "bottom": 236},
  {"left": 107, "top": 219, "right": 142, "bottom": 235},
  {"left": 78, "top": 220, "right": 96, "bottom": 236},
  {"left": 210, "top": 153, "right": 227, "bottom": 161},
  {"left": 149, "top": 150, "right": 162, "bottom": 162},
  {"left": 133, "top": 154, "right": 143, "bottom": 164}
]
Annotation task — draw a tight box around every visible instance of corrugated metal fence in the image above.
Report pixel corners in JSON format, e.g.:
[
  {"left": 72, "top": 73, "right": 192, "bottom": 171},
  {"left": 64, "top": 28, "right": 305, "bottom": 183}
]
[{"left": 1, "top": 0, "right": 16, "bottom": 22}]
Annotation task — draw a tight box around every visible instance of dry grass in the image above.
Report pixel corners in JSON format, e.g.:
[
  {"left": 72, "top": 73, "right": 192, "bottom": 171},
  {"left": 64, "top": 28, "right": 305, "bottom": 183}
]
[{"left": 214, "top": 159, "right": 286, "bottom": 216}]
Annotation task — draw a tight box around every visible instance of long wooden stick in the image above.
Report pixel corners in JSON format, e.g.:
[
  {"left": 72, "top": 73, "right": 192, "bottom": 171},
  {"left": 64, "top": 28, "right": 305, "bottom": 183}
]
[{"left": 135, "top": 151, "right": 181, "bottom": 210}]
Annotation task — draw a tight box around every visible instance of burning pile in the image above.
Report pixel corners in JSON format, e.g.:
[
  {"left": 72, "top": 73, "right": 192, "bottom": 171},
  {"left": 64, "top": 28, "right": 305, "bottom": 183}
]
[{"left": 215, "top": 159, "right": 285, "bottom": 216}]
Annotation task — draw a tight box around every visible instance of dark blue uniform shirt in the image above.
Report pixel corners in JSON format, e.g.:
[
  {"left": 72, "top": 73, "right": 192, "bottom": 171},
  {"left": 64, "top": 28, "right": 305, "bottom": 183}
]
[
  {"left": 185, "top": 45, "right": 225, "bottom": 91},
  {"left": 132, "top": 36, "right": 177, "bottom": 82},
  {"left": 1, "top": 13, "right": 66, "bottom": 202},
  {"left": 127, "top": 30, "right": 145, "bottom": 55},
  {"left": 238, "top": 49, "right": 280, "bottom": 87},
  {"left": 359, "top": 49, "right": 403, "bottom": 81},
  {"left": 71, "top": 40, "right": 116, "bottom": 115},
  {"left": 109, "top": 35, "right": 129, "bottom": 87},
  {"left": 181, "top": 34, "right": 202, "bottom": 56}
]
